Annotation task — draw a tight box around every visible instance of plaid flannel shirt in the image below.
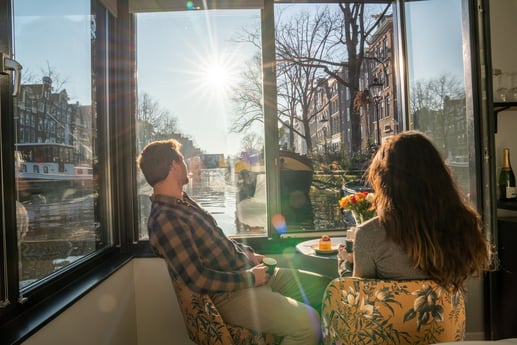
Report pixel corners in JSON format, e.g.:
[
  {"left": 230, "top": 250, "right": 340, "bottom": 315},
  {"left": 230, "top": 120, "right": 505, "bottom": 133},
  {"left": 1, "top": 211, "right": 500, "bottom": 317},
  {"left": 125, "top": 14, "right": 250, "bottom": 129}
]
[{"left": 148, "top": 193, "right": 256, "bottom": 295}]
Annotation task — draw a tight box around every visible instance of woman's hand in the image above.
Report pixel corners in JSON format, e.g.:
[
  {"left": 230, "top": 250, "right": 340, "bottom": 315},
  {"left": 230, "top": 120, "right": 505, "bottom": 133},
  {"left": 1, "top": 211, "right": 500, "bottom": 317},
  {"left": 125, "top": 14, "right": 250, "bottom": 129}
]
[{"left": 338, "top": 244, "right": 353, "bottom": 264}]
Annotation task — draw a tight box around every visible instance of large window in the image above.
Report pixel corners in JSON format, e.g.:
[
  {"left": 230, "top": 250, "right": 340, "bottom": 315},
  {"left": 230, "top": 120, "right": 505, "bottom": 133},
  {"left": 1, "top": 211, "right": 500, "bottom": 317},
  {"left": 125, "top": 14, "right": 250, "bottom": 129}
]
[
  {"left": 8, "top": 0, "right": 109, "bottom": 293},
  {"left": 273, "top": 2, "right": 397, "bottom": 233},
  {"left": 404, "top": 0, "right": 477, "bottom": 199},
  {"left": 135, "top": 1, "right": 399, "bottom": 238},
  {"left": 136, "top": 7, "right": 267, "bottom": 238}
]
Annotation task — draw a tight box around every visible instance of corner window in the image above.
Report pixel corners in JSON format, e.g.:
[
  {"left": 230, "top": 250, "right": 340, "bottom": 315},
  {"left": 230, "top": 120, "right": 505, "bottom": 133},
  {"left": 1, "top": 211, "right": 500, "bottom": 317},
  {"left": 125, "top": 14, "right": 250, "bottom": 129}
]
[{"left": 10, "top": 0, "right": 109, "bottom": 292}]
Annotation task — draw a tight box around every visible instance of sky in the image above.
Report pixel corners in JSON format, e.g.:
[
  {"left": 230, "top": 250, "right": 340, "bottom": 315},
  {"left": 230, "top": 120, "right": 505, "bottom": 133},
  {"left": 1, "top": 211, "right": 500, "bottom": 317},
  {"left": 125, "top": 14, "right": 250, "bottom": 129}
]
[
  {"left": 136, "top": 9, "right": 261, "bottom": 155},
  {"left": 13, "top": 0, "right": 465, "bottom": 156},
  {"left": 14, "top": 0, "right": 92, "bottom": 104},
  {"left": 404, "top": 0, "right": 464, "bottom": 84}
]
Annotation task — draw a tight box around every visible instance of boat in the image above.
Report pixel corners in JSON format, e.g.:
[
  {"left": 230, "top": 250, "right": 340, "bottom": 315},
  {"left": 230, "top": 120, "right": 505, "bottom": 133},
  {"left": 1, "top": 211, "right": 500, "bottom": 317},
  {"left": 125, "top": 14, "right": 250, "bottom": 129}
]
[
  {"left": 235, "top": 150, "right": 314, "bottom": 231},
  {"left": 15, "top": 143, "right": 94, "bottom": 203},
  {"left": 278, "top": 150, "right": 313, "bottom": 196},
  {"left": 15, "top": 143, "right": 93, "bottom": 181},
  {"left": 233, "top": 150, "right": 313, "bottom": 182}
]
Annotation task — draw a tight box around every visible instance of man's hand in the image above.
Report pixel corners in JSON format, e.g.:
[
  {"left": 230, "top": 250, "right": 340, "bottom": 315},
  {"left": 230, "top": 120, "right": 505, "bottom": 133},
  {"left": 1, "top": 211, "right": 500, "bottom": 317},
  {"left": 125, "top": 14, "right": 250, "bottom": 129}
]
[
  {"left": 248, "top": 252, "right": 265, "bottom": 266},
  {"left": 250, "top": 264, "right": 269, "bottom": 286}
]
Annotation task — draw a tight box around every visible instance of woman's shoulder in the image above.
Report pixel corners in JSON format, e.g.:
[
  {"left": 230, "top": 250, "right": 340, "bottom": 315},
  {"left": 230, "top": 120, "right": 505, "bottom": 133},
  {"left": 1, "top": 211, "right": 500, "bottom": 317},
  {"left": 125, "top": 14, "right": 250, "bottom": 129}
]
[{"left": 355, "top": 217, "right": 385, "bottom": 240}]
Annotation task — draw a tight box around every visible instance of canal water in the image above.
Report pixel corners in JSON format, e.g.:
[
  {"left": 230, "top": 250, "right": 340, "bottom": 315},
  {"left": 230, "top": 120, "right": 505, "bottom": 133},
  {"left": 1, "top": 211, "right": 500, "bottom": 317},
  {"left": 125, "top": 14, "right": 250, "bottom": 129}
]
[
  {"left": 185, "top": 168, "right": 349, "bottom": 236},
  {"left": 20, "top": 169, "right": 350, "bottom": 285}
]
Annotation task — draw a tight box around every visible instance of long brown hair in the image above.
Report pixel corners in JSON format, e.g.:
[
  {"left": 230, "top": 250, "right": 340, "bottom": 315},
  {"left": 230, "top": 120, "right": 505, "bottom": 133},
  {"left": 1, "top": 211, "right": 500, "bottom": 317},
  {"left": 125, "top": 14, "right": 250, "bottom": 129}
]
[{"left": 367, "top": 131, "right": 490, "bottom": 292}]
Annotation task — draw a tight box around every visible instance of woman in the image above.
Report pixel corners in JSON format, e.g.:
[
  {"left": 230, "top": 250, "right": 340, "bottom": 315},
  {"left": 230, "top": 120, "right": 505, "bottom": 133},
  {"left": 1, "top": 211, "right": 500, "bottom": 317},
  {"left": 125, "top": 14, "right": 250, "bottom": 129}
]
[{"left": 338, "top": 131, "right": 491, "bottom": 292}]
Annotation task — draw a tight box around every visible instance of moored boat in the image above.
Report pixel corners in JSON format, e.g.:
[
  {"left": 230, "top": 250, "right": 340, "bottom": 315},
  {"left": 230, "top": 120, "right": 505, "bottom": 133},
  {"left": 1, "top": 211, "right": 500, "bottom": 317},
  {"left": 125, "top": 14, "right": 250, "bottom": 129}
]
[
  {"left": 16, "top": 143, "right": 93, "bottom": 181},
  {"left": 235, "top": 150, "right": 314, "bottom": 231},
  {"left": 279, "top": 150, "right": 314, "bottom": 196}
]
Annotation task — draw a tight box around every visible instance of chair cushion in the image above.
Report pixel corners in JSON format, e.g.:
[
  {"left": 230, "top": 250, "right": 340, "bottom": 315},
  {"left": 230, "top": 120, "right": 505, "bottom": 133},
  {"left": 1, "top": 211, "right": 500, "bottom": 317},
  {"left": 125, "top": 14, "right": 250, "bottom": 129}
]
[
  {"left": 322, "top": 277, "right": 466, "bottom": 345},
  {"left": 171, "top": 275, "right": 279, "bottom": 345}
]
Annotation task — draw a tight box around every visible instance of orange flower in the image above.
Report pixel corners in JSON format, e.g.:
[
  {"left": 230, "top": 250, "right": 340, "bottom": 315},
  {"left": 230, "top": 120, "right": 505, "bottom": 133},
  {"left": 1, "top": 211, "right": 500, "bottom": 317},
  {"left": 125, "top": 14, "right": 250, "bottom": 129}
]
[{"left": 338, "top": 192, "right": 375, "bottom": 223}]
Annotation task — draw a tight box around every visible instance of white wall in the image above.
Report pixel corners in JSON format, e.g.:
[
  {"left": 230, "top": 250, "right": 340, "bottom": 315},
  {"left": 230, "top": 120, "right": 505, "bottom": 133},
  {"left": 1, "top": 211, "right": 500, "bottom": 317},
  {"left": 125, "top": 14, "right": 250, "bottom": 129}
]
[
  {"left": 21, "top": 259, "right": 194, "bottom": 345},
  {"left": 133, "top": 258, "right": 194, "bottom": 345},
  {"left": 490, "top": 0, "right": 517, "bottom": 76},
  {"left": 22, "top": 261, "right": 138, "bottom": 345}
]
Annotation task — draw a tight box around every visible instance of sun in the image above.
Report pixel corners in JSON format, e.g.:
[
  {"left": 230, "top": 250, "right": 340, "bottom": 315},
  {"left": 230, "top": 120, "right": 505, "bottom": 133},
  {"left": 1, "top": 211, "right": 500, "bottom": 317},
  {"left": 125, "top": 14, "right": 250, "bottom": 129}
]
[
  {"left": 204, "top": 61, "right": 230, "bottom": 87},
  {"left": 194, "top": 51, "right": 239, "bottom": 97}
]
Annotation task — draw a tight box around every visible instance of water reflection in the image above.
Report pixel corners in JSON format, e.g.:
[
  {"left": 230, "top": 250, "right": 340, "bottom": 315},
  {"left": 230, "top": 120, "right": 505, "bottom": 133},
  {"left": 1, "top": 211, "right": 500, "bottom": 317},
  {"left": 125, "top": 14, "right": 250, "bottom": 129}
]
[
  {"left": 311, "top": 189, "right": 349, "bottom": 230},
  {"left": 19, "top": 181, "right": 98, "bottom": 286},
  {"left": 184, "top": 168, "right": 349, "bottom": 235},
  {"left": 185, "top": 168, "right": 240, "bottom": 235}
]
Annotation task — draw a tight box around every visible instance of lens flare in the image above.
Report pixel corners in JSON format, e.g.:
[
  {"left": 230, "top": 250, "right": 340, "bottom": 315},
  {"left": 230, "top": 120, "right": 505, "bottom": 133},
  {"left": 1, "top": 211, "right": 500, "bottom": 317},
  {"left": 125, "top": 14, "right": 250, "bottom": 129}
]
[{"left": 271, "top": 214, "right": 287, "bottom": 235}]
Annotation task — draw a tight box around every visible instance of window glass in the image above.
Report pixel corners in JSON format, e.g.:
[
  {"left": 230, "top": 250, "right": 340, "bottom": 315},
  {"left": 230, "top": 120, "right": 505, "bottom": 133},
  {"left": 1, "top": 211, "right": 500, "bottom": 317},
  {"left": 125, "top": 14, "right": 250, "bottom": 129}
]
[
  {"left": 13, "top": 0, "right": 104, "bottom": 289},
  {"left": 273, "top": 2, "right": 396, "bottom": 233},
  {"left": 136, "top": 9, "right": 265, "bottom": 238},
  {"left": 405, "top": 0, "right": 474, "bottom": 198}
]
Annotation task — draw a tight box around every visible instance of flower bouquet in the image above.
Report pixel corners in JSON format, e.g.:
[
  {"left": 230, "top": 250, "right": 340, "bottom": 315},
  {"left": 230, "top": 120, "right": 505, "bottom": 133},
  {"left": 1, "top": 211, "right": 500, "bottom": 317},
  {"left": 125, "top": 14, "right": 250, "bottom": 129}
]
[{"left": 338, "top": 191, "right": 375, "bottom": 224}]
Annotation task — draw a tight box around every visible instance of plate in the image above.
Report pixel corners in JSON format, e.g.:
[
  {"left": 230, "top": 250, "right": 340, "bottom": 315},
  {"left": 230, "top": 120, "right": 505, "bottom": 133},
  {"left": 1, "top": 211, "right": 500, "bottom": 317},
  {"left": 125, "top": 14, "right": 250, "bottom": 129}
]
[{"left": 310, "top": 243, "right": 340, "bottom": 254}]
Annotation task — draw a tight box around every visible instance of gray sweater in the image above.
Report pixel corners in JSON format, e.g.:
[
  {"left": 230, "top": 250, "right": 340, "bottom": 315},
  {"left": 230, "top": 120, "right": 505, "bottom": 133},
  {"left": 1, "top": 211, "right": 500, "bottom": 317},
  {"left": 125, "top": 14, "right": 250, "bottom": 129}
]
[{"left": 339, "top": 217, "right": 430, "bottom": 280}]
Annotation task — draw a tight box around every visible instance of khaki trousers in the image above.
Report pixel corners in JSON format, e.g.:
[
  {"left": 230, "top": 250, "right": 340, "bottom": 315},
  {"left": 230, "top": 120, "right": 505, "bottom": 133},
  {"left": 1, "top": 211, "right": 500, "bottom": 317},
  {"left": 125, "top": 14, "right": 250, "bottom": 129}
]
[{"left": 213, "top": 268, "right": 332, "bottom": 345}]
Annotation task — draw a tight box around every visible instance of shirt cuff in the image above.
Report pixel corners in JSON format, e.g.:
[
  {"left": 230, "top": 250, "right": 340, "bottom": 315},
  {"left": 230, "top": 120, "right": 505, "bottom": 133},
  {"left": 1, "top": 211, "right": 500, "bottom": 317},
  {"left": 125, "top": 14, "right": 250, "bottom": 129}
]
[{"left": 244, "top": 270, "right": 255, "bottom": 287}]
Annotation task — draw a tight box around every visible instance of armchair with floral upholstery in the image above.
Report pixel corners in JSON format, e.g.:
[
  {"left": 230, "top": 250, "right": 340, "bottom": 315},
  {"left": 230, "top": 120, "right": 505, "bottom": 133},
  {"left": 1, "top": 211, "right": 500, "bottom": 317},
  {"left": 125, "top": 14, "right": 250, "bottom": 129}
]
[
  {"left": 169, "top": 268, "right": 280, "bottom": 345},
  {"left": 321, "top": 277, "right": 466, "bottom": 345}
]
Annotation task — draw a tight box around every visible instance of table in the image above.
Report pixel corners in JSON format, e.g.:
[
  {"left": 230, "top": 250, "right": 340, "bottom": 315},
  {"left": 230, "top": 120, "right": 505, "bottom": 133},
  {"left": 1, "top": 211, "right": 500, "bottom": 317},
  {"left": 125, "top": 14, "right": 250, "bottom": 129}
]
[{"left": 295, "top": 237, "right": 347, "bottom": 260}]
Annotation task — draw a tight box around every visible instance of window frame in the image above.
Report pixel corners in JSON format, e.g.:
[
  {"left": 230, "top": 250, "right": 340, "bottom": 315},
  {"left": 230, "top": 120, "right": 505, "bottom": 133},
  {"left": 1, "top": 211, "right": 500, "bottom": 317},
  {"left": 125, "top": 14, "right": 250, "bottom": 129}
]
[{"left": 0, "top": 1, "right": 132, "bottom": 338}]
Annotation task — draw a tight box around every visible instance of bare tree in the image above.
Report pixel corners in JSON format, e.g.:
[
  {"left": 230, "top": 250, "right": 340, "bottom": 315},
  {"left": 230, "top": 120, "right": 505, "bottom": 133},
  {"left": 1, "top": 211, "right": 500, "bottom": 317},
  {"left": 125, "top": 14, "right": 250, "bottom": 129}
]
[
  {"left": 410, "top": 73, "right": 465, "bottom": 153},
  {"left": 40, "top": 61, "right": 69, "bottom": 92},
  {"left": 276, "top": 8, "right": 334, "bottom": 155},
  {"left": 136, "top": 92, "right": 179, "bottom": 150},
  {"left": 231, "top": 9, "right": 333, "bottom": 155},
  {"left": 241, "top": 132, "right": 264, "bottom": 155},
  {"left": 230, "top": 53, "right": 264, "bottom": 133},
  {"left": 410, "top": 74, "right": 464, "bottom": 114},
  {"left": 277, "top": 3, "right": 391, "bottom": 153},
  {"left": 137, "top": 92, "right": 173, "bottom": 129},
  {"left": 231, "top": 3, "right": 392, "bottom": 156}
]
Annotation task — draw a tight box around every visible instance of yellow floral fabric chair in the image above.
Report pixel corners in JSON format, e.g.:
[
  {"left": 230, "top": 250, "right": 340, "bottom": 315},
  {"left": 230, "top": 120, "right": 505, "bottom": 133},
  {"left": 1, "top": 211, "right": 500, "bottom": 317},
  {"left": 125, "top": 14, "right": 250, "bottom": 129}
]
[
  {"left": 170, "top": 273, "right": 280, "bottom": 345},
  {"left": 321, "top": 277, "right": 466, "bottom": 345}
]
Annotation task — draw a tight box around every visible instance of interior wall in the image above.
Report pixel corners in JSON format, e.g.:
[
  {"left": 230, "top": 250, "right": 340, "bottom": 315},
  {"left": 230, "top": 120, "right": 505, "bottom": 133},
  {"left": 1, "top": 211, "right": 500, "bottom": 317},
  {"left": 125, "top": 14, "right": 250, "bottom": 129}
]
[
  {"left": 133, "top": 258, "right": 194, "bottom": 345},
  {"left": 22, "top": 262, "right": 138, "bottom": 345},
  {"left": 491, "top": 0, "right": 517, "bottom": 197}
]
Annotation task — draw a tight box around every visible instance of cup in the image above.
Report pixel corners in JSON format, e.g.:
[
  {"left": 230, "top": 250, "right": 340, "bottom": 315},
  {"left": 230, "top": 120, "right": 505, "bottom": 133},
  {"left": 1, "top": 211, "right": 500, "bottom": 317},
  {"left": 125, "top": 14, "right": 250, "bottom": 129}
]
[
  {"left": 345, "top": 239, "right": 354, "bottom": 253},
  {"left": 262, "top": 257, "right": 277, "bottom": 275},
  {"left": 346, "top": 229, "right": 355, "bottom": 252}
]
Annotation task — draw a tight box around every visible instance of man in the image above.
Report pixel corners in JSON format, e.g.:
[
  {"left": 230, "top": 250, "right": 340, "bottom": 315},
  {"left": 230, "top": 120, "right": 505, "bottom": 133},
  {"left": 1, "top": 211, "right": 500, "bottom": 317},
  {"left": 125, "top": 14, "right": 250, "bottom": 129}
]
[{"left": 137, "top": 139, "right": 331, "bottom": 345}]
